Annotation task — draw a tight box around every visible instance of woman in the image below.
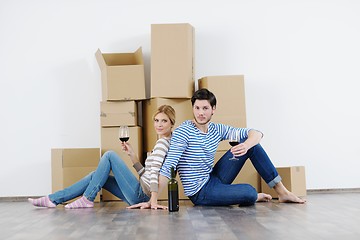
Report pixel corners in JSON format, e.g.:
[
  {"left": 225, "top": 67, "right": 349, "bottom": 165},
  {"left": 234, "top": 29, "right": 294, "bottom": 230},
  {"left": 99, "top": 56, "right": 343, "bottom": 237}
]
[{"left": 29, "top": 105, "right": 176, "bottom": 209}]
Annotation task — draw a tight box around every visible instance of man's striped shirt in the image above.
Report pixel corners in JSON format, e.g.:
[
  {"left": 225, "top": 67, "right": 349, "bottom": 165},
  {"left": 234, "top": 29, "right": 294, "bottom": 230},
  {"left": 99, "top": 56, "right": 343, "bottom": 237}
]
[{"left": 160, "top": 120, "right": 251, "bottom": 196}]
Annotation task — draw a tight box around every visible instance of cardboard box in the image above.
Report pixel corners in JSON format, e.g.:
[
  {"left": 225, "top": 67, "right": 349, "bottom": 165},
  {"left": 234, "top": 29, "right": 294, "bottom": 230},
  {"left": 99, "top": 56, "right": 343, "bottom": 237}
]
[
  {"left": 199, "top": 75, "right": 247, "bottom": 150},
  {"left": 142, "top": 97, "right": 193, "bottom": 152},
  {"left": 151, "top": 23, "right": 195, "bottom": 98},
  {"left": 95, "top": 48, "right": 146, "bottom": 101},
  {"left": 261, "top": 166, "right": 307, "bottom": 198},
  {"left": 214, "top": 151, "right": 261, "bottom": 192},
  {"left": 100, "top": 101, "right": 138, "bottom": 127},
  {"left": 51, "top": 148, "right": 101, "bottom": 202},
  {"left": 101, "top": 126, "right": 143, "bottom": 201}
]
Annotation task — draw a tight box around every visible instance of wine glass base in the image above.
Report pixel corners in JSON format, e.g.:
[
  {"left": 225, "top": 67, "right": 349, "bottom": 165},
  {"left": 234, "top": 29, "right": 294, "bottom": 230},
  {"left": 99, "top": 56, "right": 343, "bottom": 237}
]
[{"left": 229, "top": 157, "right": 238, "bottom": 161}]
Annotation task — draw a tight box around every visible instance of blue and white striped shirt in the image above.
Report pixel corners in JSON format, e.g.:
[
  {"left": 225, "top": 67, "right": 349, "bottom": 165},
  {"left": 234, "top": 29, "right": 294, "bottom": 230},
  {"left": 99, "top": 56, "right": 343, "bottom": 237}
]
[{"left": 160, "top": 120, "right": 251, "bottom": 196}]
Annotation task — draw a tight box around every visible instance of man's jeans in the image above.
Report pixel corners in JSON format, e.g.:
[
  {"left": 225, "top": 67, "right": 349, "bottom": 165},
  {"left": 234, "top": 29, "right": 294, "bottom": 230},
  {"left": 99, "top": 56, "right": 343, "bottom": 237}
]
[
  {"left": 49, "top": 151, "right": 149, "bottom": 205},
  {"left": 189, "top": 144, "right": 281, "bottom": 206}
]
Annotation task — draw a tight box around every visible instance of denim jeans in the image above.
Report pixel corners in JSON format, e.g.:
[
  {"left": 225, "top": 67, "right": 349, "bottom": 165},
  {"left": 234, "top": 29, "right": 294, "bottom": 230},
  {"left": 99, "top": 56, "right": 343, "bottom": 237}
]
[
  {"left": 49, "top": 151, "right": 149, "bottom": 205},
  {"left": 189, "top": 144, "right": 281, "bottom": 206}
]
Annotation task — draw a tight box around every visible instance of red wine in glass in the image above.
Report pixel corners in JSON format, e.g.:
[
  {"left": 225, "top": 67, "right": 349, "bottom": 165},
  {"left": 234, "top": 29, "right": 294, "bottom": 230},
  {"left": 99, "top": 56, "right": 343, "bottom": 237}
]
[
  {"left": 119, "top": 126, "right": 130, "bottom": 142},
  {"left": 119, "top": 137, "right": 129, "bottom": 142},
  {"left": 229, "top": 129, "right": 240, "bottom": 160}
]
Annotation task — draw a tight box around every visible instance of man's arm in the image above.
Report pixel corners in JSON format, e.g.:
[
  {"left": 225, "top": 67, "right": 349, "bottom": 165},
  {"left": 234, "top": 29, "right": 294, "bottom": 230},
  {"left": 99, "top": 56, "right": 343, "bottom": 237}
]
[
  {"left": 232, "top": 129, "right": 263, "bottom": 157},
  {"left": 245, "top": 129, "right": 263, "bottom": 148}
]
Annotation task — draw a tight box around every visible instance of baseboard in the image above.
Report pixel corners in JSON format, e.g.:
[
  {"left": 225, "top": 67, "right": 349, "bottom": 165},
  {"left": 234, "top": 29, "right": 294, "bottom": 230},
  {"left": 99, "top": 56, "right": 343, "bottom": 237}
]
[
  {"left": 307, "top": 188, "right": 360, "bottom": 194},
  {"left": 0, "top": 196, "right": 36, "bottom": 202},
  {"left": 1, "top": 188, "right": 360, "bottom": 202}
]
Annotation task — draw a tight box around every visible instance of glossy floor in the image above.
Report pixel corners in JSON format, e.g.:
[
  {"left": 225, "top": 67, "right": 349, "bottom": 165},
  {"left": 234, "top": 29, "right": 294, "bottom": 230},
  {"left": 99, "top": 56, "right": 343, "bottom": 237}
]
[{"left": 0, "top": 192, "right": 359, "bottom": 240}]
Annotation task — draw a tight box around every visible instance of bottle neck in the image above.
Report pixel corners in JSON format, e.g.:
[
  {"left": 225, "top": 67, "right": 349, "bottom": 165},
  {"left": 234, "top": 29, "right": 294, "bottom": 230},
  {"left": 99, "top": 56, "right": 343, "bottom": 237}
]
[{"left": 170, "top": 167, "right": 176, "bottom": 179}]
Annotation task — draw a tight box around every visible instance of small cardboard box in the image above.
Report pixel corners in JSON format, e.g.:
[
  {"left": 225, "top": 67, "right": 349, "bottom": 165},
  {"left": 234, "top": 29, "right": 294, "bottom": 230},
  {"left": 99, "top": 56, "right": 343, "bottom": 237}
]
[
  {"left": 100, "top": 126, "right": 143, "bottom": 201},
  {"left": 51, "top": 148, "right": 101, "bottom": 202},
  {"left": 100, "top": 101, "right": 138, "bottom": 127},
  {"left": 199, "top": 75, "right": 247, "bottom": 151},
  {"left": 214, "top": 151, "right": 261, "bottom": 192},
  {"left": 151, "top": 23, "right": 195, "bottom": 98},
  {"left": 143, "top": 97, "right": 193, "bottom": 152},
  {"left": 261, "top": 166, "right": 307, "bottom": 198},
  {"left": 95, "top": 48, "right": 146, "bottom": 101}
]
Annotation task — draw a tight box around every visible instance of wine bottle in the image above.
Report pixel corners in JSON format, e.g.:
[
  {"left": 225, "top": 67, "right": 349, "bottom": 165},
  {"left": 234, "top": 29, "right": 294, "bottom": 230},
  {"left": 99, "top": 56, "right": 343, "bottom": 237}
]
[{"left": 168, "top": 167, "right": 179, "bottom": 212}]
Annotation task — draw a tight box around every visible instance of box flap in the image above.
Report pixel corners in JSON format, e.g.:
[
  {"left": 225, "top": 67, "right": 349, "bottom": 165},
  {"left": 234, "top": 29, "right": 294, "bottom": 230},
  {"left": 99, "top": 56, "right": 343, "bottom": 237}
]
[
  {"left": 134, "top": 47, "right": 144, "bottom": 65},
  {"left": 95, "top": 49, "right": 107, "bottom": 70}
]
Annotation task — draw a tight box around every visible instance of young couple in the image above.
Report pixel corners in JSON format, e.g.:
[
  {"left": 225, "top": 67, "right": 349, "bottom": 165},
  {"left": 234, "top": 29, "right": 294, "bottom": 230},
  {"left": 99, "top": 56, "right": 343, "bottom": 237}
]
[{"left": 29, "top": 89, "right": 305, "bottom": 210}]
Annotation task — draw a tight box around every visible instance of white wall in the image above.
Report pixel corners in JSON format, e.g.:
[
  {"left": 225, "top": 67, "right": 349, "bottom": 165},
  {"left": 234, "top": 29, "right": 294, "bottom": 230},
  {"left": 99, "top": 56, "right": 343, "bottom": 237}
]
[{"left": 1, "top": 0, "right": 359, "bottom": 197}]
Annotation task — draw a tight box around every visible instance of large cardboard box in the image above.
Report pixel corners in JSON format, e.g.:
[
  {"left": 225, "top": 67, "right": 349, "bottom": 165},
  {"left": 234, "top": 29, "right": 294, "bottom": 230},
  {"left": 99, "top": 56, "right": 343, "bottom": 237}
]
[
  {"left": 143, "top": 98, "right": 193, "bottom": 152},
  {"left": 214, "top": 151, "right": 261, "bottom": 192},
  {"left": 199, "top": 75, "right": 247, "bottom": 151},
  {"left": 51, "top": 148, "right": 101, "bottom": 202},
  {"left": 151, "top": 23, "right": 195, "bottom": 98},
  {"left": 101, "top": 126, "right": 143, "bottom": 201},
  {"left": 100, "top": 101, "right": 138, "bottom": 127},
  {"left": 95, "top": 48, "right": 146, "bottom": 101},
  {"left": 261, "top": 166, "right": 307, "bottom": 198}
]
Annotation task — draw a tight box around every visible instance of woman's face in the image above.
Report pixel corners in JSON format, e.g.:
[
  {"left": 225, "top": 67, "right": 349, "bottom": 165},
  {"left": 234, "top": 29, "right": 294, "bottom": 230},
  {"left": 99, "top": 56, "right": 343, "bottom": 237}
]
[{"left": 154, "top": 112, "right": 173, "bottom": 138}]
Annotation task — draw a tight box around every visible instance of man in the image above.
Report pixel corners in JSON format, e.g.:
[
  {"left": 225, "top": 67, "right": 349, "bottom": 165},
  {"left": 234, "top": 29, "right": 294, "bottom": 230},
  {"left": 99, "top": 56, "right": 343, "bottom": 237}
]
[{"left": 159, "top": 88, "right": 305, "bottom": 206}]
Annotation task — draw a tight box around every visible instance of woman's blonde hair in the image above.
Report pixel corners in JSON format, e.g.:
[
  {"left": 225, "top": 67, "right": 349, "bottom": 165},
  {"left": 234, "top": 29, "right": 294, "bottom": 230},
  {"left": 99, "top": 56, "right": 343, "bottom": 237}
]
[{"left": 153, "top": 105, "right": 176, "bottom": 125}]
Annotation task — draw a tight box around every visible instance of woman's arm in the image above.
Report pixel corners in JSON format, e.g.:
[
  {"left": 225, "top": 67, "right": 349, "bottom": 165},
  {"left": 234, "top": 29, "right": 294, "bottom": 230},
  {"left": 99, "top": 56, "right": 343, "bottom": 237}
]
[
  {"left": 127, "top": 138, "right": 170, "bottom": 210},
  {"left": 121, "top": 142, "right": 140, "bottom": 165}
]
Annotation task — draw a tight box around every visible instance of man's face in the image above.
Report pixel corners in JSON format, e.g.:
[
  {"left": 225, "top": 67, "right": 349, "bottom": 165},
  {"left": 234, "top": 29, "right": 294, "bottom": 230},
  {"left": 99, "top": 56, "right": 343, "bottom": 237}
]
[{"left": 192, "top": 99, "right": 215, "bottom": 125}]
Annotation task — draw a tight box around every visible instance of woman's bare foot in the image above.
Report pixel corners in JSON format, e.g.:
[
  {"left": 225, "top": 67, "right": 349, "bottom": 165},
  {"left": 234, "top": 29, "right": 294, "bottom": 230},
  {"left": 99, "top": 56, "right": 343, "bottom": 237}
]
[
  {"left": 256, "top": 193, "right": 272, "bottom": 202},
  {"left": 278, "top": 191, "right": 306, "bottom": 204}
]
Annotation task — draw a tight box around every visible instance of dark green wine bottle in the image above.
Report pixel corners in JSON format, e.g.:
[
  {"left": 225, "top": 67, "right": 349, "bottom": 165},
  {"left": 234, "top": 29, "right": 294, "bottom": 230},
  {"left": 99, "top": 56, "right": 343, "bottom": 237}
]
[{"left": 168, "top": 167, "right": 179, "bottom": 212}]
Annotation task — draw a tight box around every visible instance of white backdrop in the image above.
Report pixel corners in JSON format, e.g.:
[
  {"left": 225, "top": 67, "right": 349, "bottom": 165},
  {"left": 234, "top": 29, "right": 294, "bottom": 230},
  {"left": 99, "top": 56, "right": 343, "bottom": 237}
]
[{"left": 1, "top": 0, "right": 359, "bottom": 197}]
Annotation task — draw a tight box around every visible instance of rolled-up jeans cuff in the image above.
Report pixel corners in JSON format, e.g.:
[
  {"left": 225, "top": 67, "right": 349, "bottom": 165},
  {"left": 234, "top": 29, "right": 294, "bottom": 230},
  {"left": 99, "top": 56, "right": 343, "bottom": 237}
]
[{"left": 268, "top": 175, "right": 282, "bottom": 188}]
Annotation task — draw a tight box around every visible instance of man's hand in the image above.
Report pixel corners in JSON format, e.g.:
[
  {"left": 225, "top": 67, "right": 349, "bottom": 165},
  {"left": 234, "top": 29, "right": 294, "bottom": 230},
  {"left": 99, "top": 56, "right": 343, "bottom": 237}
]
[{"left": 231, "top": 142, "right": 250, "bottom": 157}]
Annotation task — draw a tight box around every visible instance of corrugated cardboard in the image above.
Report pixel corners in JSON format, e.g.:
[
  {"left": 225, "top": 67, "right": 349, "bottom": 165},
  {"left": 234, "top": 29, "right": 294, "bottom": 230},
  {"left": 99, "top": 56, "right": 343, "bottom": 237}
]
[
  {"left": 51, "top": 148, "right": 101, "bottom": 202},
  {"left": 151, "top": 23, "right": 195, "bottom": 98},
  {"left": 261, "top": 166, "right": 307, "bottom": 198},
  {"left": 142, "top": 97, "right": 193, "bottom": 152},
  {"left": 100, "top": 101, "right": 138, "bottom": 127},
  {"left": 95, "top": 48, "right": 146, "bottom": 101},
  {"left": 198, "top": 75, "right": 247, "bottom": 151}
]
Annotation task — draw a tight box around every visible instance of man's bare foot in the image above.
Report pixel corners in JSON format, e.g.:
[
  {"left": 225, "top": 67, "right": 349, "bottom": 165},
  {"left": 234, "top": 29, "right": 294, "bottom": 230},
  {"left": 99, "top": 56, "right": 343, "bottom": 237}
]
[
  {"left": 278, "top": 191, "right": 306, "bottom": 204},
  {"left": 274, "top": 181, "right": 306, "bottom": 204},
  {"left": 256, "top": 193, "right": 272, "bottom": 202}
]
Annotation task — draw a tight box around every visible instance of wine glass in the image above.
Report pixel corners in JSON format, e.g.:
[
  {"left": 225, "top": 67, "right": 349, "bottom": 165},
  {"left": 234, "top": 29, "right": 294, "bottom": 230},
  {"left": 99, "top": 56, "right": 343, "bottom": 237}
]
[
  {"left": 119, "top": 125, "right": 130, "bottom": 142},
  {"left": 228, "top": 129, "right": 240, "bottom": 160}
]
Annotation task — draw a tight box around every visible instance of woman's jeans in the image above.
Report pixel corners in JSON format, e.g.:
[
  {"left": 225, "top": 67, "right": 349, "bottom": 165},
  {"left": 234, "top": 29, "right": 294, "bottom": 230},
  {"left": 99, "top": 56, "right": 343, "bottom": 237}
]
[
  {"left": 189, "top": 144, "right": 281, "bottom": 206},
  {"left": 49, "top": 151, "right": 149, "bottom": 205}
]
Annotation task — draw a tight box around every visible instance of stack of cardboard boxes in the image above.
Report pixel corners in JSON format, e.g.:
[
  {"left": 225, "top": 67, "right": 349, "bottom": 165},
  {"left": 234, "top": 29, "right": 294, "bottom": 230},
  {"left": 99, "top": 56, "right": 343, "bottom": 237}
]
[
  {"left": 144, "top": 23, "right": 195, "bottom": 200},
  {"left": 95, "top": 48, "right": 146, "bottom": 201}
]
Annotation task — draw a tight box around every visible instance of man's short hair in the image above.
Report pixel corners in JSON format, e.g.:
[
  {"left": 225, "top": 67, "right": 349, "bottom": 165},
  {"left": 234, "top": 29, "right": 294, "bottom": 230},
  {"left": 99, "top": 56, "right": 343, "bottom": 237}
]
[{"left": 191, "top": 88, "right": 217, "bottom": 107}]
